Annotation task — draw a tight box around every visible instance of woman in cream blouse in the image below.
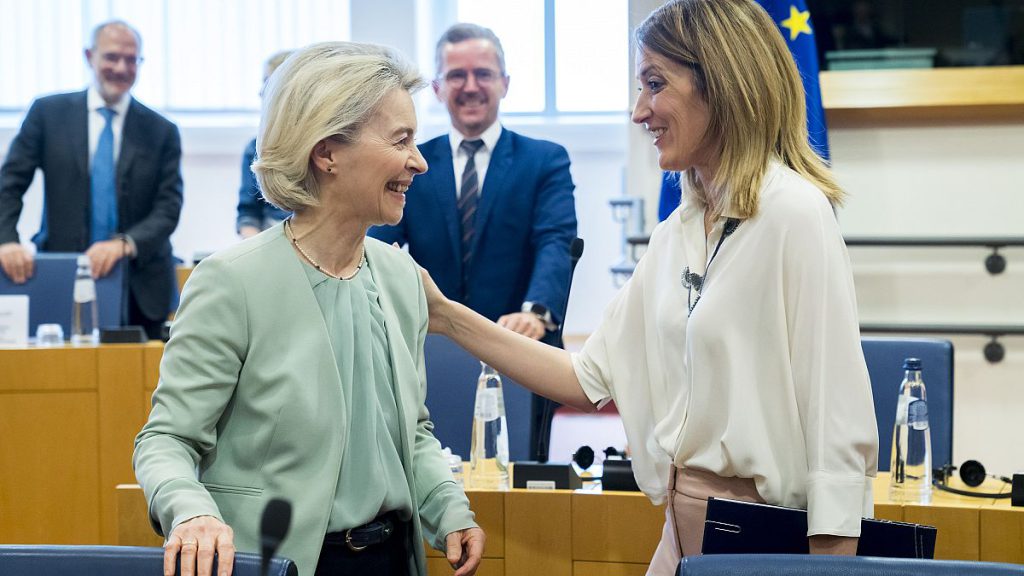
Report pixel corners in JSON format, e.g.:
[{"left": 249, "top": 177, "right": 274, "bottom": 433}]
[{"left": 420, "top": 1, "right": 877, "bottom": 575}]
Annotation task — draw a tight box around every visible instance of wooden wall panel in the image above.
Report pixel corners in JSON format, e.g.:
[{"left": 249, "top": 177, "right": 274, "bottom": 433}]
[
  {"left": 572, "top": 492, "right": 662, "bottom": 564},
  {"left": 97, "top": 346, "right": 148, "bottom": 543},
  {"left": 573, "top": 561, "right": 649, "bottom": 576},
  {"left": 427, "top": 557, "right": 503, "bottom": 576},
  {"left": 0, "top": 347, "right": 95, "bottom": 391},
  {"left": 905, "top": 503, "right": 980, "bottom": 560},
  {"left": 980, "top": 507, "right": 1024, "bottom": 564},
  {"left": 505, "top": 491, "right": 572, "bottom": 576},
  {"left": 0, "top": 391, "right": 100, "bottom": 543},
  {"left": 116, "top": 484, "right": 163, "bottom": 547}
]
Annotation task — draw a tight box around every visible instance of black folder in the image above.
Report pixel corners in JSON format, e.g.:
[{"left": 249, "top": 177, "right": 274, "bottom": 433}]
[{"left": 702, "top": 497, "right": 937, "bottom": 559}]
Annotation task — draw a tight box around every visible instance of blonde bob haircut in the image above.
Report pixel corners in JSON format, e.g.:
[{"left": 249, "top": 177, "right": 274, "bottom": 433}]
[
  {"left": 253, "top": 42, "right": 425, "bottom": 212},
  {"left": 636, "top": 0, "right": 843, "bottom": 219}
]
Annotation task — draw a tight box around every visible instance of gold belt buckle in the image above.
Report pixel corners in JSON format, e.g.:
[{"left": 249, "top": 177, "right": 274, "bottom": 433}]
[{"left": 344, "top": 528, "right": 368, "bottom": 552}]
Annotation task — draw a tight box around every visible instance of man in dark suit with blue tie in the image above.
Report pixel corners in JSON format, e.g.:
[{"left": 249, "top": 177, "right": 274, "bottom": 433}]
[
  {"left": 369, "top": 23, "right": 577, "bottom": 461},
  {"left": 0, "top": 20, "right": 183, "bottom": 339}
]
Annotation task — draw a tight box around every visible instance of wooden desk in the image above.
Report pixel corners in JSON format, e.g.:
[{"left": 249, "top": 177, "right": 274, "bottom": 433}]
[
  {"left": 871, "top": 475, "right": 1020, "bottom": 562},
  {"left": 0, "top": 343, "right": 162, "bottom": 545},
  {"left": 115, "top": 484, "right": 659, "bottom": 576},
  {"left": 6, "top": 343, "right": 1021, "bottom": 572},
  {"left": 176, "top": 265, "right": 192, "bottom": 295},
  {"left": 119, "top": 478, "right": 1022, "bottom": 576}
]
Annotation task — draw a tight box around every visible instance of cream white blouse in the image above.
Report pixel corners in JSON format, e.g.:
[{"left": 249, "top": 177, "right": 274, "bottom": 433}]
[{"left": 573, "top": 162, "right": 878, "bottom": 536}]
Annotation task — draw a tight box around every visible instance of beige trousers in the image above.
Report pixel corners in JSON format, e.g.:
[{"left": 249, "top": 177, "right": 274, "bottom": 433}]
[{"left": 646, "top": 467, "right": 765, "bottom": 576}]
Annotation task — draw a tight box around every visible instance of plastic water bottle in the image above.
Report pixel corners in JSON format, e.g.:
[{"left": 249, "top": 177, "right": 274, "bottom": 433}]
[
  {"left": 469, "top": 362, "right": 510, "bottom": 490},
  {"left": 71, "top": 255, "right": 99, "bottom": 346},
  {"left": 889, "top": 357, "right": 932, "bottom": 504}
]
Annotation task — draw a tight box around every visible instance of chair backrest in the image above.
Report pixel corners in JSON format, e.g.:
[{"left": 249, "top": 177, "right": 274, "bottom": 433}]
[
  {"left": 0, "top": 545, "right": 296, "bottom": 576},
  {"left": 861, "top": 337, "right": 954, "bottom": 471},
  {"left": 678, "top": 554, "right": 1024, "bottom": 575},
  {"left": 0, "top": 253, "right": 124, "bottom": 337},
  {"left": 424, "top": 334, "right": 533, "bottom": 462}
]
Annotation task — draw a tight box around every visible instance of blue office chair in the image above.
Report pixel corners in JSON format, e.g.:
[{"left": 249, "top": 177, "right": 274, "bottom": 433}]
[
  {"left": 424, "top": 334, "right": 534, "bottom": 462},
  {"left": 678, "top": 554, "right": 1024, "bottom": 575},
  {"left": 861, "top": 337, "right": 954, "bottom": 472},
  {"left": 0, "top": 545, "right": 296, "bottom": 576},
  {"left": 0, "top": 253, "right": 125, "bottom": 337}
]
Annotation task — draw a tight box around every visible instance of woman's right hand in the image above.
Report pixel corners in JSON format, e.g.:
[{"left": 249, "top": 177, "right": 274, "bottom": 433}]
[{"left": 165, "top": 515, "right": 235, "bottom": 576}]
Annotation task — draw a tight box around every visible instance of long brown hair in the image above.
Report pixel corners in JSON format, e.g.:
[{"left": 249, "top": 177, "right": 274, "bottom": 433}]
[{"left": 636, "top": 0, "right": 843, "bottom": 218}]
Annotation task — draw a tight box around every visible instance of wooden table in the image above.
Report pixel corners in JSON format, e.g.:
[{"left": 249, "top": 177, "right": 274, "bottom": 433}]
[
  {"left": 0, "top": 343, "right": 161, "bottom": 545},
  {"left": 3, "top": 343, "right": 1021, "bottom": 573},
  {"left": 114, "top": 477, "right": 1022, "bottom": 576}
]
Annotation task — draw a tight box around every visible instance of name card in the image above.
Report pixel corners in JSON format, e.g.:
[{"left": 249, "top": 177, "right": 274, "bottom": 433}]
[{"left": 0, "top": 295, "right": 29, "bottom": 347}]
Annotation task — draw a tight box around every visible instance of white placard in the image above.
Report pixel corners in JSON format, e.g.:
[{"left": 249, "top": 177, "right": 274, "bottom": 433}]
[{"left": 0, "top": 295, "right": 29, "bottom": 348}]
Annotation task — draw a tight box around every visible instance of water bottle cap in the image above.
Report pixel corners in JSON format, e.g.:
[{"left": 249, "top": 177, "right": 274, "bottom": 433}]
[
  {"left": 77, "top": 254, "right": 90, "bottom": 267},
  {"left": 903, "top": 358, "right": 922, "bottom": 370}
]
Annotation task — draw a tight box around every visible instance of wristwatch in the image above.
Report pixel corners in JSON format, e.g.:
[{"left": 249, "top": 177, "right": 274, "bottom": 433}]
[{"left": 521, "top": 301, "right": 557, "bottom": 331}]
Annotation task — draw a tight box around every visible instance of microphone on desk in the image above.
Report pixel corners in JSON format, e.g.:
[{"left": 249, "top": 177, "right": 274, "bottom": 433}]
[
  {"left": 260, "top": 498, "right": 292, "bottom": 576},
  {"left": 535, "top": 237, "right": 584, "bottom": 463}
]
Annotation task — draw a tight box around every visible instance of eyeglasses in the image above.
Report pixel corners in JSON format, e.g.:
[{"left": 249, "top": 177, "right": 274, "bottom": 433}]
[
  {"left": 101, "top": 53, "right": 143, "bottom": 66},
  {"left": 440, "top": 68, "right": 503, "bottom": 89}
]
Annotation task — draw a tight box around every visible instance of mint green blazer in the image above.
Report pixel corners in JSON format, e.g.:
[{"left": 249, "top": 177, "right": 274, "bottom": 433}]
[{"left": 134, "top": 225, "right": 466, "bottom": 576}]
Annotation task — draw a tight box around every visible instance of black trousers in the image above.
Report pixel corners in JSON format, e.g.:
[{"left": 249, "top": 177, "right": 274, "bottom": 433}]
[
  {"left": 315, "top": 520, "right": 410, "bottom": 576},
  {"left": 127, "top": 292, "right": 166, "bottom": 340}
]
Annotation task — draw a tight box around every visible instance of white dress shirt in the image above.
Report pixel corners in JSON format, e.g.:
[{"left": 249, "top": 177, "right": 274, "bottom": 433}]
[
  {"left": 573, "top": 161, "right": 878, "bottom": 536},
  {"left": 448, "top": 121, "right": 503, "bottom": 200},
  {"left": 87, "top": 86, "right": 130, "bottom": 168}
]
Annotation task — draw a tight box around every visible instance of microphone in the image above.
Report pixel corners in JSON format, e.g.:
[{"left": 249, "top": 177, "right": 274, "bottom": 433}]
[
  {"left": 536, "top": 237, "right": 584, "bottom": 462},
  {"left": 260, "top": 498, "right": 292, "bottom": 576}
]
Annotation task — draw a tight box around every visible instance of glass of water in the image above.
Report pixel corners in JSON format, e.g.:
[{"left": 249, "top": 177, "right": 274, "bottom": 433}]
[{"left": 35, "top": 323, "right": 65, "bottom": 347}]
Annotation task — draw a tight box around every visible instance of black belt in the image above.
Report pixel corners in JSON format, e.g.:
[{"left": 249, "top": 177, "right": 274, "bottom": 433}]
[{"left": 324, "top": 515, "right": 398, "bottom": 552}]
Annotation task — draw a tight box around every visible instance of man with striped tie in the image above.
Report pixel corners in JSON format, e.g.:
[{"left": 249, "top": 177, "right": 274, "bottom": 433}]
[
  {"left": 369, "top": 23, "right": 577, "bottom": 460},
  {"left": 0, "top": 20, "right": 183, "bottom": 339}
]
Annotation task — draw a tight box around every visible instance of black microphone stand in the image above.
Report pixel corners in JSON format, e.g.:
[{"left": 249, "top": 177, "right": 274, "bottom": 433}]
[{"left": 535, "top": 237, "right": 584, "bottom": 463}]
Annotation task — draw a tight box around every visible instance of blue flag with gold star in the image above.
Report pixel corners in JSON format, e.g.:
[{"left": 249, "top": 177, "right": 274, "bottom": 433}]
[{"left": 758, "top": 0, "right": 829, "bottom": 160}]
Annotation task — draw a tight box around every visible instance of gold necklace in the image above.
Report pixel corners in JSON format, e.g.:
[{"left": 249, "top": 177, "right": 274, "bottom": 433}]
[{"left": 285, "top": 219, "right": 365, "bottom": 280}]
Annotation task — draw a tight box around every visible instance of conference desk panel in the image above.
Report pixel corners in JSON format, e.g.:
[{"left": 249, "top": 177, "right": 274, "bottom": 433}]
[
  {"left": 117, "top": 482, "right": 1023, "bottom": 575},
  {"left": 982, "top": 505, "right": 1024, "bottom": 563},
  {"left": 0, "top": 344, "right": 159, "bottom": 544},
  {"left": 109, "top": 470, "right": 1024, "bottom": 574},
  {"left": 870, "top": 475, "right": 1017, "bottom": 562},
  {"left": 6, "top": 344, "right": 1022, "bottom": 571},
  {"left": 0, "top": 389, "right": 98, "bottom": 544},
  {"left": 572, "top": 491, "right": 663, "bottom": 564}
]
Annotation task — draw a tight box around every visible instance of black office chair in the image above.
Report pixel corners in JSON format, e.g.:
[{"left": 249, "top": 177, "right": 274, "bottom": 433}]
[
  {"left": 0, "top": 545, "right": 296, "bottom": 576},
  {"left": 678, "top": 554, "right": 1024, "bottom": 575}
]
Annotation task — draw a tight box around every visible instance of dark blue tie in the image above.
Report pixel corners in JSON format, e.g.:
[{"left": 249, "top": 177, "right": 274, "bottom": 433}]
[
  {"left": 91, "top": 107, "right": 117, "bottom": 244},
  {"left": 457, "top": 139, "right": 485, "bottom": 299}
]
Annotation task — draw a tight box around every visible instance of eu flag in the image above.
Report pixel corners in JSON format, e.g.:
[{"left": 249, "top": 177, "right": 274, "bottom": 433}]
[
  {"left": 758, "top": 0, "right": 830, "bottom": 161},
  {"left": 658, "top": 172, "right": 682, "bottom": 222},
  {"left": 657, "top": 0, "right": 829, "bottom": 221}
]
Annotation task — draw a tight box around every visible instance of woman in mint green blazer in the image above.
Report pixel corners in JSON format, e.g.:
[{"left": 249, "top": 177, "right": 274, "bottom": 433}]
[{"left": 134, "top": 42, "right": 484, "bottom": 576}]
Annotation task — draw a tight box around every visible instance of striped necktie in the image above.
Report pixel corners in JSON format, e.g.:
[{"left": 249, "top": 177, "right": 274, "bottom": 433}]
[
  {"left": 458, "top": 139, "right": 485, "bottom": 298},
  {"left": 91, "top": 107, "right": 118, "bottom": 244}
]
